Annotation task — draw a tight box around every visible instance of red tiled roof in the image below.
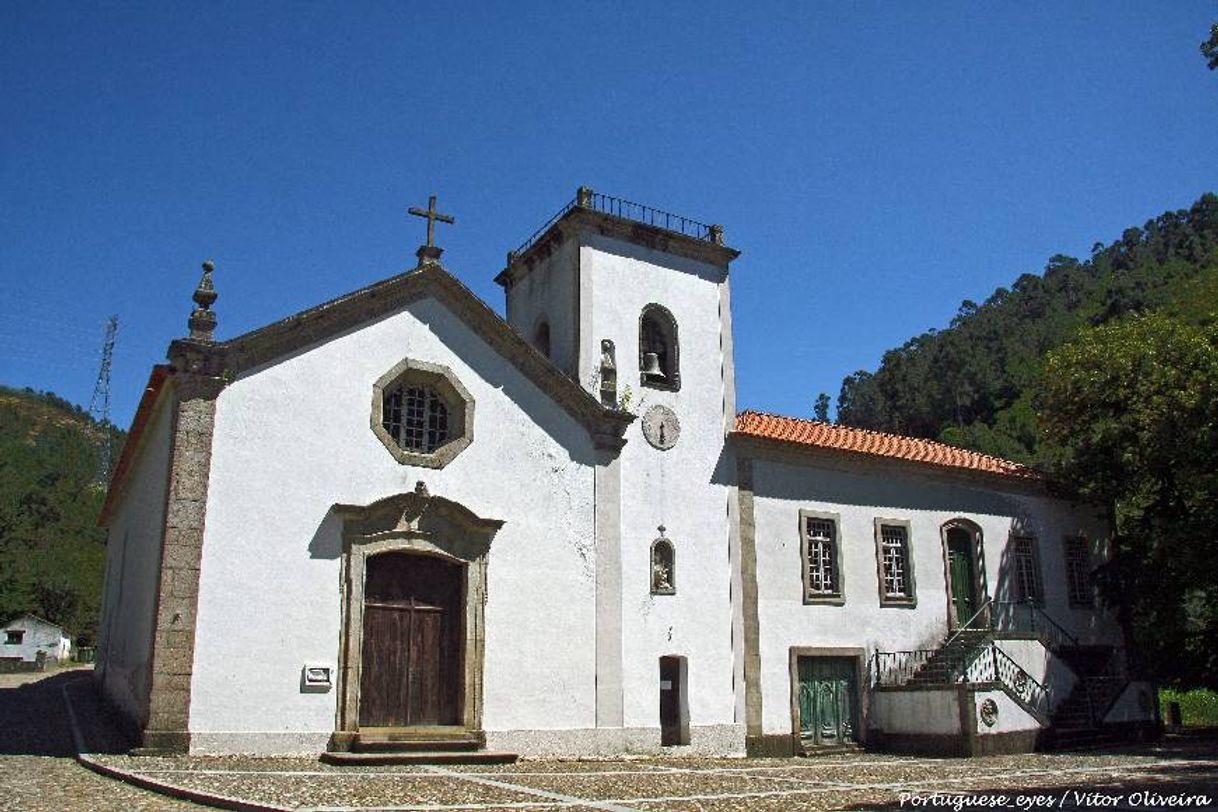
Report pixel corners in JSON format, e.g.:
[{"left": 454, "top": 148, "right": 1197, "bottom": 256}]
[{"left": 733, "top": 410, "right": 1041, "bottom": 480}]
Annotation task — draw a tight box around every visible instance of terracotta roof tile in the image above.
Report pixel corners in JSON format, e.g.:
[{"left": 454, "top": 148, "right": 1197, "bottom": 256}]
[{"left": 733, "top": 410, "right": 1040, "bottom": 480}]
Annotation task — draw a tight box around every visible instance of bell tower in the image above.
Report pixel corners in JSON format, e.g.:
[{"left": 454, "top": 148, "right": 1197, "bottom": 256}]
[
  {"left": 496, "top": 186, "right": 739, "bottom": 414},
  {"left": 497, "top": 188, "right": 745, "bottom": 746}
]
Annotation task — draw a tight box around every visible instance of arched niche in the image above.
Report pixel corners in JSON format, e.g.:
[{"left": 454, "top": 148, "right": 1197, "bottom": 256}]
[
  {"left": 639, "top": 303, "right": 680, "bottom": 391},
  {"left": 651, "top": 536, "right": 676, "bottom": 595},
  {"left": 533, "top": 318, "right": 552, "bottom": 359}
]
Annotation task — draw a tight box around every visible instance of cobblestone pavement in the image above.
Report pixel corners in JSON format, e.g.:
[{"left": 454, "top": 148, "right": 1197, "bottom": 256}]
[
  {"left": 0, "top": 667, "right": 204, "bottom": 811},
  {"left": 6, "top": 669, "right": 1218, "bottom": 811}
]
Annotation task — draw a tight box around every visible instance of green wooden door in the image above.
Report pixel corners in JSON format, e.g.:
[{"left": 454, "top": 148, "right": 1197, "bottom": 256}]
[
  {"left": 797, "top": 657, "right": 857, "bottom": 746},
  {"left": 947, "top": 535, "right": 978, "bottom": 626}
]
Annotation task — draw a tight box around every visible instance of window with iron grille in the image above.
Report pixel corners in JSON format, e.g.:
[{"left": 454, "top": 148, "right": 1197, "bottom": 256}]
[
  {"left": 874, "top": 519, "right": 916, "bottom": 606},
  {"left": 1064, "top": 536, "right": 1092, "bottom": 607},
  {"left": 879, "top": 525, "right": 910, "bottom": 598},
  {"left": 371, "top": 358, "right": 474, "bottom": 468},
  {"left": 801, "top": 512, "right": 843, "bottom": 603},
  {"left": 1012, "top": 536, "right": 1041, "bottom": 603},
  {"left": 382, "top": 385, "right": 449, "bottom": 453}
]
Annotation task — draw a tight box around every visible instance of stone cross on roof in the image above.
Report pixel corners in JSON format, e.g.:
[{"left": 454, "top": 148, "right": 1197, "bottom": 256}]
[{"left": 409, "top": 195, "right": 455, "bottom": 265}]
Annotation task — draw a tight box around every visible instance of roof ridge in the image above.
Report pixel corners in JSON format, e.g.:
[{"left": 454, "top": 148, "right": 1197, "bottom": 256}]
[
  {"left": 733, "top": 409, "right": 1038, "bottom": 479},
  {"left": 737, "top": 409, "right": 1028, "bottom": 465}
]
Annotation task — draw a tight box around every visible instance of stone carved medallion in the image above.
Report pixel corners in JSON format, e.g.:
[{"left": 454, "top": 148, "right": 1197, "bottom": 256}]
[
  {"left": 979, "top": 698, "right": 999, "bottom": 727},
  {"left": 642, "top": 405, "right": 680, "bottom": 450}
]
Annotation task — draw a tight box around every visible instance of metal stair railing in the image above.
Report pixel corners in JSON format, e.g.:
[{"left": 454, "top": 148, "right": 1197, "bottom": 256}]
[
  {"left": 871, "top": 649, "right": 938, "bottom": 687},
  {"left": 872, "top": 641, "right": 1049, "bottom": 718},
  {"left": 989, "top": 644, "right": 1050, "bottom": 717},
  {"left": 992, "top": 599, "right": 1079, "bottom": 650},
  {"left": 942, "top": 598, "right": 994, "bottom": 651}
]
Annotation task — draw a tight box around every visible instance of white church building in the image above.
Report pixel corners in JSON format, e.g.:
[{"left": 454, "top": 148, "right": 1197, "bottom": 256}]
[{"left": 95, "top": 188, "right": 1156, "bottom": 760}]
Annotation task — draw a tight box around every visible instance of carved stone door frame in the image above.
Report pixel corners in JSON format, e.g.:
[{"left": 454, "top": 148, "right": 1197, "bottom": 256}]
[{"left": 329, "top": 483, "right": 503, "bottom": 750}]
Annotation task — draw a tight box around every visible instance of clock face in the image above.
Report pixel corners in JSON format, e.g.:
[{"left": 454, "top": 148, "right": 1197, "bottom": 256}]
[{"left": 642, "top": 405, "right": 680, "bottom": 450}]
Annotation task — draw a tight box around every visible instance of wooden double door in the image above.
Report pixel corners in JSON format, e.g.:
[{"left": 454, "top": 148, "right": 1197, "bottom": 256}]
[
  {"left": 359, "top": 553, "right": 464, "bottom": 728},
  {"left": 797, "top": 656, "right": 858, "bottom": 746}
]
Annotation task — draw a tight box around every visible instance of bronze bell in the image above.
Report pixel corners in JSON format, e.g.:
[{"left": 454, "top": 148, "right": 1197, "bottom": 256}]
[{"left": 641, "top": 352, "right": 665, "bottom": 378}]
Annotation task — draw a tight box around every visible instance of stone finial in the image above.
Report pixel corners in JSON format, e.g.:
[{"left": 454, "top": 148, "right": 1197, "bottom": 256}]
[
  {"left": 415, "top": 244, "right": 444, "bottom": 266},
  {"left": 188, "top": 260, "right": 218, "bottom": 341},
  {"left": 576, "top": 186, "right": 594, "bottom": 207},
  {"left": 709, "top": 224, "right": 724, "bottom": 246}
]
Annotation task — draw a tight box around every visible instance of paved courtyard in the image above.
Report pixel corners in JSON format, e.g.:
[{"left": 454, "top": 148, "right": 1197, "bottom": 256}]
[{"left": 2, "top": 669, "right": 1215, "bottom": 811}]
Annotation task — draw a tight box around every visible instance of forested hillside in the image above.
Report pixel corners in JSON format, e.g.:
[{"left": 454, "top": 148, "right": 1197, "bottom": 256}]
[
  {"left": 834, "top": 193, "right": 1218, "bottom": 462},
  {"left": 833, "top": 192, "right": 1218, "bottom": 687},
  {"left": 0, "top": 386, "right": 124, "bottom": 645}
]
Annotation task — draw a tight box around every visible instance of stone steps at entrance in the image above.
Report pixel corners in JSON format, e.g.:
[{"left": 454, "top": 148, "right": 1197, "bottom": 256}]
[
  {"left": 321, "top": 748, "right": 519, "bottom": 766},
  {"left": 323, "top": 728, "right": 519, "bottom": 765},
  {"left": 352, "top": 734, "right": 482, "bottom": 753}
]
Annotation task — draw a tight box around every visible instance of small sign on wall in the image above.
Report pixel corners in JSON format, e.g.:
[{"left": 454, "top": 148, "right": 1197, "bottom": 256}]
[{"left": 301, "top": 664, "right": 333, "bottom": 693}]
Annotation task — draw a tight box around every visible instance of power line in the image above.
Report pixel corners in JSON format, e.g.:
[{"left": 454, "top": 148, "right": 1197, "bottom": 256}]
[{"left": 89, "top": 316, "right": 119, "bottom": 484}]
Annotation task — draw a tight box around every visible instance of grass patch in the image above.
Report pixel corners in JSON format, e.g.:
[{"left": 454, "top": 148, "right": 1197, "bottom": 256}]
[{"left": 1160, "top": 688, "right": 1218, "bottom": 726}]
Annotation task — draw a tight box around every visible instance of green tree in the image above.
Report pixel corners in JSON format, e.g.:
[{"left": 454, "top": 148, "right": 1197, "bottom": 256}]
[
  {"left": 0, "top": 386, "right": 121, "bottom": 644},
  {"left": 1202, "top": 23, "right": 1218, "bottom": 70},
  {"left": 813, "top": 392, "right": 831, "bottom": 422},
  {"left": 1040, "top": 313, "right": 1218, "bottom": 687}
]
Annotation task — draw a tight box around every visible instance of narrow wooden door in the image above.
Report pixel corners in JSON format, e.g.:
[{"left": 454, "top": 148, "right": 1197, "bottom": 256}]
[
  {"left": 659, "top": 656, "right": 682, "bottom": 746},
  {"left": 947, "top": 533, "right": 978, "bottom": 627},
  {"left": 359, "top": 553, "right": 463, "bottom": 728},
  {"left": 797, "top": 657, "right": 857, "bottom": 746}
]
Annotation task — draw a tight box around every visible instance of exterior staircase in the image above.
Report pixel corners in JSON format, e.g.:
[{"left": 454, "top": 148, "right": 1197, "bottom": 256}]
[
  {"left": 1044, "top": 646, "right": 1129, "bottom": 750},
  {"left": 872, "top": 601, "right": 1140, "bottom": 753},
  {"left": 907, "top": 629, "right": 992, "bottom": 686},
  {"left": 321, "top": 728, "right": 518, "bottom": 765}
]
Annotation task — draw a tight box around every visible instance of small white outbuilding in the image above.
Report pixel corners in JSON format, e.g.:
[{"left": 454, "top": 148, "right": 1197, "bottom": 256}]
[{"left": 1, "top": 613, "right": 71, "bottom": 664}]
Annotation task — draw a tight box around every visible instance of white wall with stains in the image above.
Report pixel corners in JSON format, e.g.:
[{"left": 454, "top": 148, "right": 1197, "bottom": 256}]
[
  {"left": 748, "top": 455, "right": 1119, "bottom": 737},
  {"left": 190, "top": 294, "right": 599, "bottom": 754},
  {"left": 581, "top": 234, "right": 743, "bottom": 750},
  {"left": 96, "top": 389, "right": 175, "bottom": 727}
]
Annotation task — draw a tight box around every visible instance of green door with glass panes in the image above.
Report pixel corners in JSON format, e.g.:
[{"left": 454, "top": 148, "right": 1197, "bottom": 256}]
[
  {"left": 947, "top": 533, "right": 979, "bottom": 626},
  {"left": 797, "top": 657, "right": 857, "bottom": 746}
]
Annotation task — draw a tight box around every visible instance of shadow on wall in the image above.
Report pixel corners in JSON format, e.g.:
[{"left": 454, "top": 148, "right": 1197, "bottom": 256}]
[
  {"left": 411, "top": 296, "right": 602, "bottom": 468},
  {"left": 308, "top": 507, "right": 345, "bottom": 560}
]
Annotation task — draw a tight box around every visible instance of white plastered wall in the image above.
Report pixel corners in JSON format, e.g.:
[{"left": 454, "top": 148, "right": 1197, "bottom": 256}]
[
  {"left": 503, "top": 238, "right": 579, "bottom": 378},
  {"left": 1105, "top": 681, "right": 1157, "bottom": 723},
  {"left": 749, "top": 457, "right": 1117, "bottom": 736},
  {"left": 96, "top": 391, "right": 175, "bottom": 727},
  {"left": 993, "top": 638, "right": 1077, "bottom": 711},
  {"left": 190, "top": 294, "right": 599, "bottom": 754},
  {"left": 580, "top": 235, "right": 742, "bottom": 751},
  {"left": 973, "top": 688, "right": 1040, "bottom": 735},
  {"left": 870, "top": 689, "right": 960, "bottom": 735}
]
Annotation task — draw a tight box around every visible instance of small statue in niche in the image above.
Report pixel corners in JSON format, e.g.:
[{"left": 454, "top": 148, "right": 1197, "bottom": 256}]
[
  {"left": 652, "top": 559, "right": 672, "bottom": 592},
  {"left": 651, "top": 534, "right": 675, "bottom": 594}
]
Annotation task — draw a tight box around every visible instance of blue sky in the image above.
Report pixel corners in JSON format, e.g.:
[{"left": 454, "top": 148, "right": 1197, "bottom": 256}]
[{"left": 2, "top": 2, "right": 1216, "bottom": 428}]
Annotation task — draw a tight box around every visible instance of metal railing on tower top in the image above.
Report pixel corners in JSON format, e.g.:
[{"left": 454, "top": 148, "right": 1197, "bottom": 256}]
[{"left": 509, "top": 186, "right": 724, "bottom": 260}]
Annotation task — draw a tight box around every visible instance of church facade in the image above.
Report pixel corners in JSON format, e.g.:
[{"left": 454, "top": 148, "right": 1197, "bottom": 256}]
[{"left": 95, "top": 188, "right": 1155, "bottom": 759}]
